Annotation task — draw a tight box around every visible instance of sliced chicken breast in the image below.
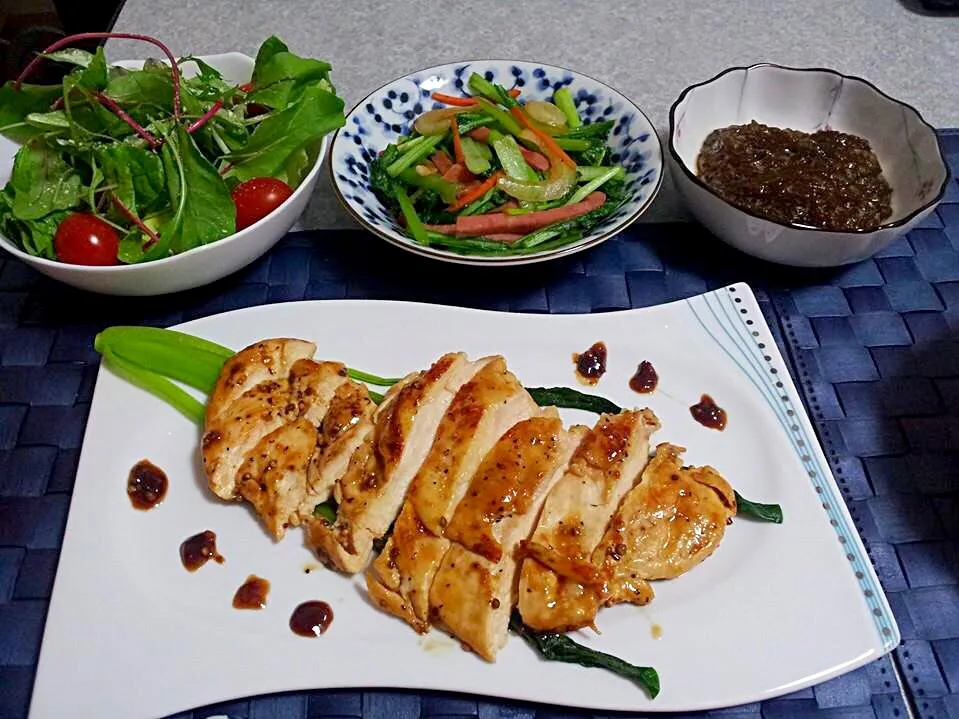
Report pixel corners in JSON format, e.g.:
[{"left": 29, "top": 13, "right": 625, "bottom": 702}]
[
  {"left": 298, "top": 380, "right": 376, "bottom": 518},
  {"left": 365, "top": 357, "right": 539, "bottom": 631},
  {"left": 206, "top": 338, "right": 315, "bottom": 425},
  {"left": 429, "top": 415, "right": 587, "bottom": 661},
  {"left": 237, "top": 417, "right": 317, "bottom": 539},
  {"left": 308, "top": 353, "right": 483, "bottom": 573},
  {"left": 288, "top": 358, "right": 350, "bottom": 425},
  {"left": 201, "top": 379, "right": 298, "bottom": 500},
  {"left": 518, "top": 409, "right": 660, "bottom": 631},
  {"left": 597, "top": 442, "right": 737, "bottom": 601}
]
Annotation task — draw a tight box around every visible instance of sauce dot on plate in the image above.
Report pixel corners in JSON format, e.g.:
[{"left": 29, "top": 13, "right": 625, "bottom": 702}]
[
  {"left": 573, "top": 341, "right": 607, "bottom": 385},
  {"left": 127, "top": 459, "right": 168, "bottom": 510},
  {"left": 290, "top": 601, "right": 334, "bottom": 637}
]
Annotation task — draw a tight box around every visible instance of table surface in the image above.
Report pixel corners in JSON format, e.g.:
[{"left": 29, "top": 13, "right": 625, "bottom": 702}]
[{"left": 106, "top": 0, "right": 959, "bottom": 229}]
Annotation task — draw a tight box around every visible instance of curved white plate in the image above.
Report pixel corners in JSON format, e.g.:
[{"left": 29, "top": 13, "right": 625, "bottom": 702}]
[{"left": 29, "top": 284, "right": 897, "bottom": 718}]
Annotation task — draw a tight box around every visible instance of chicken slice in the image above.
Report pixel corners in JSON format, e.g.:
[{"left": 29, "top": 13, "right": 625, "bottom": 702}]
[
  {"left": 201, "top": 379, "right": 298, "bottom": 500},
  {"left": 597, "top": 442, "right": 737, "bottom": 595},
  {"left": 517, "top": 409, "right": 660, "bottom": 632},
  {"left": 536, "top": 443, "right": 738, "bottom": 627},
  {"left": 206, "top": 338, "right": 315, "bottom": 425},
  {"left": 298, "top": 379, "right": 376, "bottom": 518},
  {"left": 307, "top": 353, "right": 482, "bottom": 573},
  {"left": 429, "top": 416, "right": 587, "bottom": 661},
  {"left": 236, "top": 417, "right": 317, "bottom": 539},
  {"left": 365, "top": 357, "right": 539, "bottom": 631},
  {"left": 288, "top": 358, "right": 350, "bottom": 425}
]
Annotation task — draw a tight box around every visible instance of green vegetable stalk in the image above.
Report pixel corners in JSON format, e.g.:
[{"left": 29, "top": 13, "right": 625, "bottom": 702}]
[
  {"left": 510, "top": 613, "right": 660, "bottom": 698},
  {"left": 552, "top": 88, "right": 581, "bottom": 128}
]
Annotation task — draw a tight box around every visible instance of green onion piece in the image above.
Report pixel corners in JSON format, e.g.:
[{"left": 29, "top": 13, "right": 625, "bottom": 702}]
[
  {"left": 552, "top": 88, "right": 581, "bottom": 128},
  {"left": 347, "top": 368, "right": 402, "bottom": 386},
  {"left": 566, "top": 166, "right": 624, "bottom": 205},
  {"left": 109, "top": 337, "right": 224, "bottom": 394},
  {"left": 95, "top": 326, "right": 234, "bottom": 362},
  {"left": 368, "top": 389, "right": 385, "bottom": 404},
  {"left": 386, "top": 135, "right": 442, "bottom": 177},
  {"left": 100, "top": 347, "right": 206, "bottom": 425}
]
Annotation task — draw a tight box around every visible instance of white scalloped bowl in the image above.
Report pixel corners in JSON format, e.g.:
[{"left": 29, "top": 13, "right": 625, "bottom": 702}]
[
  {"left": 669, "top": 64, "right": 949, "bottom": 267},
  {"left": 0, "top": 53, "right": 329, "bottom": 296}
]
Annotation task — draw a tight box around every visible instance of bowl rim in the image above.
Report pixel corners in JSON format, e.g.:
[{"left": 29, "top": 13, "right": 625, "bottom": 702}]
[
  {"left": 667, "top": 62, "right": 951, "bottom": 235},
  {"left": 0, "top": 51, "right": 329, "bottom": 273},
  {"left": 329, "top": 57, "right": 664, "bottom": 266}
]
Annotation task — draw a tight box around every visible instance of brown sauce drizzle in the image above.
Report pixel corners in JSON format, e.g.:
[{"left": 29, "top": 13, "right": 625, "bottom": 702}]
[
  {"left": 127, "top": 459, "right": 168, "bottom": 510},
  {"left": 290, "top": 601, "right": 334, "bottom": 637},
  {"left": 179, "top": 530, "right": 225, "bottom": 572},
  {"left": 690, "top": 394, "right": 727, "bottom": 431},
  {"left": 233, "top": 575, "right": 270, "bottom": 610},
  {"left": 629, "top": 361, "right": 658, "bottom": 394},
  {"left": 573, "top": 341, "right": 607, "bottom": 385}
]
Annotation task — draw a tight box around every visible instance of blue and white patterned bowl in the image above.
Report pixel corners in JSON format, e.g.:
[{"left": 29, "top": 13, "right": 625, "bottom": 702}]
[{"left": 330, "top": 59, "right": 663, "bottom": 266}]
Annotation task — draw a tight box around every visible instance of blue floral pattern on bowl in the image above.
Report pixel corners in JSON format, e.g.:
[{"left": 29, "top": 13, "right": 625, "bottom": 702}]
[{"left": 330, "top": 60, "right": 663, "bottom": 265}]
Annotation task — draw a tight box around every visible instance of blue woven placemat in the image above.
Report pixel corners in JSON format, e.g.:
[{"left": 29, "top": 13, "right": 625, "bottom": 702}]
[{"left": 1, "top": 131, "right": 956, "bottom": 719}]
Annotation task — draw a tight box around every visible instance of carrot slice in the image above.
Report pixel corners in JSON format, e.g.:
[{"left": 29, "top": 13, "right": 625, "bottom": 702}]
[
  {"left": 451, "top": 120, "right": 466, "bottom": 166},
  {"left": 432, "top": 92, "right": 479, "bottom": 107},
  {"left": 508, "top": 88, "right": 521, "bottom": 98},
  {"left": 509, "top": 106, "right": 577, "bottom": 169},
  {"left": 448, "top": 170, "right": 504, "bottom": 211}
]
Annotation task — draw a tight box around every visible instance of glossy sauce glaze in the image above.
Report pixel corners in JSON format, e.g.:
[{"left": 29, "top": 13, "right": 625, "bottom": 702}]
[
  {"left": 233, "top": 575, "right": 270, "bottom": 609},
  {"left": 690, "top": 394, "right": 727, "bottom": 431},
  {"left": 127, "top": 459, "right": 168, "bottom": 510},
  {"left": 573, "top": 341, "right": 607, "bottom": 385},
  {"left": 179, "top": 530, "right": 225, "bottom": 572},
  {"left": 290, "top": 601, "right": 334, "bottom": 637},
  {"left": 629, "top": 361, "right": 658, "bottom": 394},
  {"left": 696, "top": 121, "right": 893, "bottom": 231}
]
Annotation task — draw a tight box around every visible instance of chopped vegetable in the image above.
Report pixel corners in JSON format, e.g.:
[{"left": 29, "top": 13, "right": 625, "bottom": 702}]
[
  {"left": 447, "top": 171, "right": 504, "bottom": 211},
  {"left": 0, "top": 34, "right": 345, "bottom": 265},
  {"left": 395, "top": 185, "right": 429, "bottom": 245},
  {"left": 364, "top": 73, "right": 632, "bottom": 256},
  {"left": 510, "top": 613, "right": 660, "bottom": 699},
  {"left": 553, "top": 88, "right": 581, "bottom": 128},
  {"left": 734, "top": 491, "right": 784, "bottom": 523},
  {"left": 526, "top": 386, "right": 621, "bottom": 414}
]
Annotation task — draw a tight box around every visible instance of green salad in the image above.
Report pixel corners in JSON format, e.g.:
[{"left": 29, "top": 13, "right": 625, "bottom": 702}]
[
  {"left": 0, "top": 33, "right": 345, "bottom": 266},
  {"left": 368, "top": 72, "right": 630, "bottom": 257}
]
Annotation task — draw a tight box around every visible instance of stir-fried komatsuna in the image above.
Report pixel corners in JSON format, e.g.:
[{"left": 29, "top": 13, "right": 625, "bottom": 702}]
[
  {"left": 93, "top": 326, "right": 784, "bottom": 698},
  {"left": 368, "top": 73, "right": 630, "bottom": 257},
  {"left": 0, "top": 33, "right": 344, "bottom": 265}
]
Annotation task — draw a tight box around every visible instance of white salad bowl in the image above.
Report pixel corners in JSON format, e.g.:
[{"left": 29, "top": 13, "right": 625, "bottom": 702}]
[
  {"left": 669, "top": 64, "right": 949, "bottom": 268},
  {"left": 0, "top": 52, "right": 330, "bottom": 296},
  {"left": 330, "top": 59, "right": 663, "bottom": 266}
]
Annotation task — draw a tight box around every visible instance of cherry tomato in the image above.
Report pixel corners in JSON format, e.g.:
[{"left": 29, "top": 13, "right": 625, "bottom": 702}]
[
  {"left": 53, "top": 213, "right": 120, "bottom": 266},
  {"left": 231, "top": 177, "right": 293, "bottom": 230}
]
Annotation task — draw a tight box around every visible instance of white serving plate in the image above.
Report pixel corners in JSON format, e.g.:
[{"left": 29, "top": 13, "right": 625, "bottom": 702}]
[{"left": 29, "top": 284, "right": 898, "bottom": 717}]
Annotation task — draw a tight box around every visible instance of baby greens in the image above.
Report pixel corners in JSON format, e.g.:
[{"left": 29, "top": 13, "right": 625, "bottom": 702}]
[{"left": 0, "top": 34, "right": 345, "bottom": 263}]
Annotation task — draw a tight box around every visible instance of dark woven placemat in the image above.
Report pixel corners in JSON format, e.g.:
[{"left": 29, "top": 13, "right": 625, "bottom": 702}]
[{"left": 1, "top": 131, "right": 956, "bottom": 719}]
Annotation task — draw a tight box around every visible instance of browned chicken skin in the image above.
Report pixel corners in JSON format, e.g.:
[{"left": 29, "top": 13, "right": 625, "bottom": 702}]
[
  {"left": 201, "top": 338, "right": 743, "bottom": 662},
  {"left": 518, "top": 409, "right": 660, "bottom": 632},
  {"left": 365, "top": 358, "right": 539, "bottom": 632}
]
